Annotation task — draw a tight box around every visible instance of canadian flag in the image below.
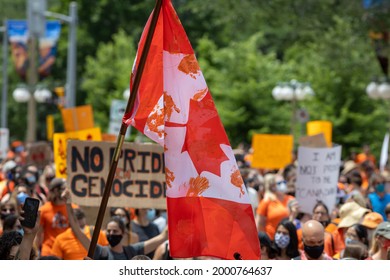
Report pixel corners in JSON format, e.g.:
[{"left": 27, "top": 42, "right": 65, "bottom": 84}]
[{"left": 123, "top": 0, "right": 260, "bottom": 260}]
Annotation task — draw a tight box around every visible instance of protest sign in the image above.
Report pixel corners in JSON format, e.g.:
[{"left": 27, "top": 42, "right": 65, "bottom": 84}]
[
  {"left": 380, "top": 133, "right": 389, "bottom": 172},
  {"left": 307, "top": 120, "right": 332, "bottom": 147},
  {"left": 251, "top": 134, "right": 293, "bottom": 169},
  {"left": 26, "top": 141, "right": 53, "bottom": 169},
  {"left": 67, "top": 140, "right": 166, "bottom": 209},
  {"left": 0, "top": 128, "right": 9, "bottom": 160},
  {"left": 108, "top": 99, "right": 131, "bottom": 139},
  {"left": 53, "top": 127, "right": 102, "bottom": 178},
  {"left": 296, "top": 145, "right": 342, "bottom": 214},
  {"left": 61, "top": 105, "right": 94, "bottom": 132},
  {"left": 299, "top": 133, "right": 327, "bottom": 148}
]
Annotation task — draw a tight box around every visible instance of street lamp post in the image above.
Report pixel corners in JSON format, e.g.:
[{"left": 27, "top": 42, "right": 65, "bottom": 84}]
[
  {"left": 272, "top": 79, "right": 315, "bottom": 137},
  {"left": 11, "top": 1, "right": 77, "bottom": 143},
  {"left": 0, "top": 21, "right": 8, "bottom": 129},
  {"left": 45, "top": 2, "right": 77, "bottom": 108}
]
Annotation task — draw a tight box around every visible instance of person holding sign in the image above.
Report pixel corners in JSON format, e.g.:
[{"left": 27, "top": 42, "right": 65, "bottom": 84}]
[
  {"left": 63, "top": 189, "right": 168, "bottom": 260},
  {"left": 255, "top": 173, "right": 295, "bottom": 240},
  {"left": 109, "top": 207, "right": 139, "bottom": 245}
]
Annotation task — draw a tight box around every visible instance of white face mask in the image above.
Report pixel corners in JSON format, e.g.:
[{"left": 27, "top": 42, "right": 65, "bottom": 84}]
[
  {"left": 274, "top": 233, "right": 290, "bottom": 249},
  {"left": 276, "top": 181, "right": 288, "bottom": 193}
]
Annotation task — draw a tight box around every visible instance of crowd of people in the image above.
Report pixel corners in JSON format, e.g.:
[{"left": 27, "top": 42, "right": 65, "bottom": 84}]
[
  {"left": 0, "top": 140, "right": 389, "bottom": 260},
  {"left": 238, "top": 143, "right": 390, "bottom": 260}
]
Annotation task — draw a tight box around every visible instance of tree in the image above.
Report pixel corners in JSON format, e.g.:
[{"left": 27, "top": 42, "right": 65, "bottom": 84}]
[{"left": 82, "top": 30, "right": 135, "bottom": 132}]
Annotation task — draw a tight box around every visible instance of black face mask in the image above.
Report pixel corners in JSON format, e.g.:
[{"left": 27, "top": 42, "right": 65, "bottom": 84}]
[
  {"left": 304, "top": 244, "right": 324, "bottom": 259},
  {"left": 1, "top": 212, "right": 10, "bottom": 220},
  {"left": 106, "top": 234, "right": 122, "bottom": 247}
]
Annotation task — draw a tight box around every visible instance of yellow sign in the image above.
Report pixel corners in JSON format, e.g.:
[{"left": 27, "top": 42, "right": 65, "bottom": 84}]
[
  {"left": 306, "top": 121, "right": 332, "bottom": 147},
  {"left": 251, "top": 134, "right": 294, "bottom": 169},
  {"left": 61, "top": 105, "right": 94, "bottom": 132},
  {"left": 53, "top": 127, "right": 102, "bottom": 178},
  {"left": 46, "top": 115, "right": 54, "bottom": 141}
]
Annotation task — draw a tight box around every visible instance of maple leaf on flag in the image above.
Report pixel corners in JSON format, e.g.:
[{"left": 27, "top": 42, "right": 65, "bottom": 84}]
[{"left": 166, "top": 93, "right": 230, "bottom": 177}]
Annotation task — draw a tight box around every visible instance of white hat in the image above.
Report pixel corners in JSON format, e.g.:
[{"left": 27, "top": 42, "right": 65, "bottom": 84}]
[{"left": 2, "top": 161, "right": 17, "bottom": 173}]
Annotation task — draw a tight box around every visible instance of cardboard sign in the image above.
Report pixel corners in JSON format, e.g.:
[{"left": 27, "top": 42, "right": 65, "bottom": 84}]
[
  {"left": 0, "top": 128, "right": 9, "bottom": 160},
  {"left": 296, "top": 145, "right": 342, "bottom": 214},
  {"left": 67, "top": 140, "right": 166, "bottom": 209},
  {"left": 26, "top": 141, "right": 53, "bottom": 169},
  {"left": 53, "top": 127, "right": 102, "bottom": 178},
  {"left": 299, "top": 133, "right": 328, "bottom": 148},
  {"left": 251, "top": 134, "right": 293, "bottom": 169},
  {"left": 307, "top": 121, "right": 332, "bottom": 147},
  {"left": 61, "top": 105, "right": 94, "bottom": 132},
  {"left": 102, "top": 133, "right": 117, "bottom": 142}
]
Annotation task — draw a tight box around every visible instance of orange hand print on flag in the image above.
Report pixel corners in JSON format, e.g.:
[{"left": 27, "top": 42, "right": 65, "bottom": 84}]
[
  {"left": 193, "top": 88, "right": 208, "bottom": 101},
  {"left": 164, "top": 91, "right": 180, "bottom": 121},
  {"left": 186, "top": 176, "right": 210, "bottom": 197},
  {"left": 146, "top": 105, "right": 164, "bottom": 138},
  {"left": 165, "top": 167, "right": 175, "bottom": 188},
  {"left": 231, "top": 168, "right": 245, "bottom": 197},
  {"left": 178, "top": 54, "right": 200, "bottom": 79}
]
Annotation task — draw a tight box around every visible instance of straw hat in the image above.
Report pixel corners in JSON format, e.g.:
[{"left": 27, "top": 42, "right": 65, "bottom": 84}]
[
  {"left": 338, "top": 201, "right": 371, "bottom": 229},
  {"left": 341, "top": 160, "right": 359, "bottom": 176}
]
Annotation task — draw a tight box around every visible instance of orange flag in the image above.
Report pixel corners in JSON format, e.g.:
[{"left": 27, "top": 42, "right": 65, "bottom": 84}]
[{"left": 123, "top": 0, "right": 260, "bottom": 260}]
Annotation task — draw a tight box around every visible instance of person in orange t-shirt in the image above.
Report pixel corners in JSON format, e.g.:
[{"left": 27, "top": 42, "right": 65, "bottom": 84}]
[
  {"left": 256, "top": 174, "right": 294, "bottom": 240},
  {"left": 51, "top": 208, "right": 108, "bottom": 260},
  {"left": 355, "top": 144, "right": 376, "bottom": 166},
  {"left": 37, "top": 178, "right": 77, "bottom": 256}
]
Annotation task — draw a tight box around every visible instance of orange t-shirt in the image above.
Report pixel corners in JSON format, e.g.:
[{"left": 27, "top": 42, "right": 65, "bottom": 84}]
[
  {"left": 39, "top": 202, "right": 77, "bottom": 256},
  {"left": 355, "top": 153, "right": 376, "bottom": 165},
  {"left": 329, "top": 228, "right": 345, "bottom": 259},
  {"left": 51, "top": 226, "right": 108, "bottom": 260},
  {"left": 0, "top": 180, "right": 15, "bottom": 200},
  {"left": 323, "top": 231, "right": 335, "bottom": 257},
  {"left": 256, "top": 195, "right": 294, "bottom": 240}
]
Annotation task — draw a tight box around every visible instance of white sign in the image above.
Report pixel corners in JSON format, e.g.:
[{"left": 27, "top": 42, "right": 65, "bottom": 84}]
[
  {"left": 380, "top": 132, "right": 389, "bottom": 172},
  {"left": 296, "top": 145, "right": 342, "bottom": 214},
  {"left": 108, "top": 99, "right": 130, "bottom": 138},
  {"left": 0, "top": 128, "right": 9, "bottom": 160}
]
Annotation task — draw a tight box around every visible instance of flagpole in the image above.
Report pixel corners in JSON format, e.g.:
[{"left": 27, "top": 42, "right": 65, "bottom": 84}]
[{"left": 87, "top": 0, "right": 163, "bottom": 259}]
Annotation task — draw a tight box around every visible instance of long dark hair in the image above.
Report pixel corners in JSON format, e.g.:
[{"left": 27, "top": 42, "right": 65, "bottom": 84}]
[
  {"left": 108, "top": 216, "right": 126, "bottom": 234},
  {"left": 275, "top": 218, "right": 299, "bottom": 259},
  {"left": 350, "top": 224, "right": 369, "bottom": 248}
]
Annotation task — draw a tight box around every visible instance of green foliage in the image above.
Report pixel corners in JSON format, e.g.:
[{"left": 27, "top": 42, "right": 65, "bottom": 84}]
[
  {"left": 82, "top": 30, "right": 135, "bottom": 132},
  {"left": 2, "top": 0, "right": 389, "bottom": 160}
]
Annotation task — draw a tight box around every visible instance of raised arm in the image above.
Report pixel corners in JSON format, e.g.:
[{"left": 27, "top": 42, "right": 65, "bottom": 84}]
[
  {"left": 16, "top": 211, "right": 40, "bottom": 260},
  {"left": 143, "top": 226, "right": 168, "bottom": 255},
  {"left": 62, "top": 188, "right": 91, "bottom": 251}
]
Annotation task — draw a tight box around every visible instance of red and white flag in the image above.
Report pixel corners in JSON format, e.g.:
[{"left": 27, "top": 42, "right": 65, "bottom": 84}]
[{"left": 123, "top": 0, "right": 260, "bottom": 260}]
